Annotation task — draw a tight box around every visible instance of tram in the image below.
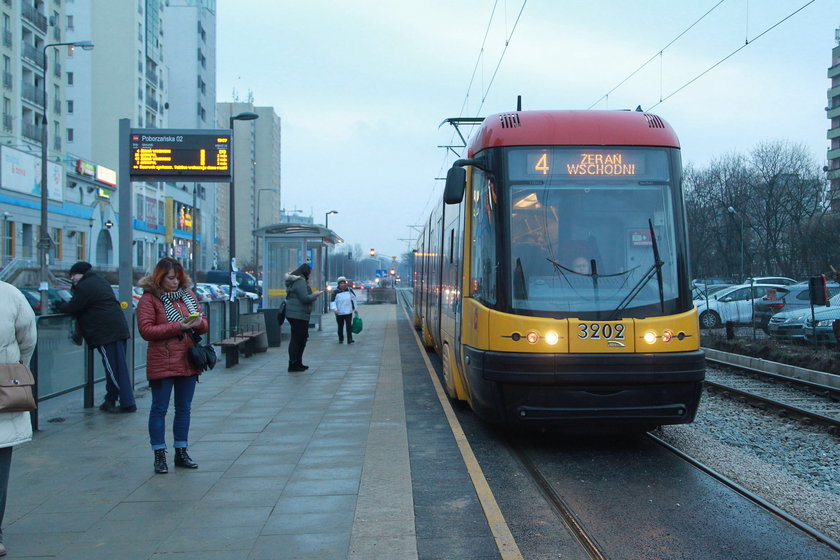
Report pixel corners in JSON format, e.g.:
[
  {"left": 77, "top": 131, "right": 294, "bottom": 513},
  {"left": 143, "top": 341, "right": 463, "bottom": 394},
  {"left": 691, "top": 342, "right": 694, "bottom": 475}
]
[{"left": 413, "top": 110, "right": 704, "bottom": 429}]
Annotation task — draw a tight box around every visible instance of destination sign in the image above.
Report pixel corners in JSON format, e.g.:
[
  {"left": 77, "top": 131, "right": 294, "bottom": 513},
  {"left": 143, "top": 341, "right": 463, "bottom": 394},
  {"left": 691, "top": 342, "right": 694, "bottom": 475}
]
[
  {"left": 527, "top": 150, "right": 642, "bottom": 177},
  {"left": 129, "top": 128, "right": 232, "bottom": 181}
]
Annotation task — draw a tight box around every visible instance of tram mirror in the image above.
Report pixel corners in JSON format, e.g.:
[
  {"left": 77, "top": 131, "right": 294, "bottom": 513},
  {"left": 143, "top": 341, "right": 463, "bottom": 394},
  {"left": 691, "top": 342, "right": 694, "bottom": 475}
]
[{"left": 443, "top": 166, "right": 466, "bottom": 204}]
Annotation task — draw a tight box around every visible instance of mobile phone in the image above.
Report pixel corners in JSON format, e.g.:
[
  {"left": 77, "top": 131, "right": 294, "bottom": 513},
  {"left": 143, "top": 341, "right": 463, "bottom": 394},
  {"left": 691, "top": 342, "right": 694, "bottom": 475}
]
[{"left": 186, "top": 313, "right": 201, "bottom": 321}]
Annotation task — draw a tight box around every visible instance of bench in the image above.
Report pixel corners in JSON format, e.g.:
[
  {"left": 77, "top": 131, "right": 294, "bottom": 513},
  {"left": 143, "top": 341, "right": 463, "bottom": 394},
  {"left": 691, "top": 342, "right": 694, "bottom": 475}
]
[{"left": 212, "top": 330, "right": 265, "bottom": 368}]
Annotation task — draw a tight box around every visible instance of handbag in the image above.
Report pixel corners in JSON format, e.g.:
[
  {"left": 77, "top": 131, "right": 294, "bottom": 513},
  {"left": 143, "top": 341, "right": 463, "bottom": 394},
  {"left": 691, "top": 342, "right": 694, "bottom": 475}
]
[
  {"left": 277, "top": 298, "right": 287, "bottom": 326},
  {"left": 351, "top": 312, "right": 363, "bottom": 334},
  {"left": 0, "top": 363, "right": 37, "bottom": 412},
  {"left": 187, "top": 330, "right": 217, "bottom": 371}
]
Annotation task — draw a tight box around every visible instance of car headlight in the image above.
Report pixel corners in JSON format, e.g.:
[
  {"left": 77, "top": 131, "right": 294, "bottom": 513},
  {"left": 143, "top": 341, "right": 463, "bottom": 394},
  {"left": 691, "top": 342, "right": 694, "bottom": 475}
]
[{"left": 816, "top": 319, "right": 835, "bottom": 327}]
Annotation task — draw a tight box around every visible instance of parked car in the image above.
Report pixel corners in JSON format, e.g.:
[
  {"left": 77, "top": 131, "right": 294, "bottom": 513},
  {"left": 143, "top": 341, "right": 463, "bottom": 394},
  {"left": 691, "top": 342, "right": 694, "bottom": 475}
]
[
  {"left": 193, "top": 284, "right": 214, "bottom": 302},
  {"left": 767, "top": 292, "right": 840, "bottom": 343},
  {"left": 803, "top": 302, "right": 840, "bottom": 346},
  {"left": 110, "top": 285, "right": 142, "bottom": 308},
  {"left": 753, "top": 281, "right": 840, "bottom": 331},
  {"left": 205, "top": 270, "right": 260, "bottom": 296},
  {"left": 219, "top": 284, "right": 258, "bottom": 301},
  {"left": 695, "top": 283, "right": 787, "bottom": 329},
  {"left": 743, "top": 276, "right": 798, "bottom": 286},
  {"left": 19, "top": 286, "right": 73, "bottom": 314},
  {"left": 196, "top": 282, "right": 226, "bottom": 301},
  {"left": 692, "top": 277, "right": 734, "bottom": 288},
  {"left": 691, "top": 283, "right": 731, "bottom": 301}
]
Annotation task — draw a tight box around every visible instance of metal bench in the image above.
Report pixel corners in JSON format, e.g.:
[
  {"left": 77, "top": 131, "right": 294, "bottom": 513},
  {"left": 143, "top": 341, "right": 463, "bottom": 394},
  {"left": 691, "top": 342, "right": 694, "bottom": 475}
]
[{"left": 212, "top": 330, "right": 266, "bottom": 368}]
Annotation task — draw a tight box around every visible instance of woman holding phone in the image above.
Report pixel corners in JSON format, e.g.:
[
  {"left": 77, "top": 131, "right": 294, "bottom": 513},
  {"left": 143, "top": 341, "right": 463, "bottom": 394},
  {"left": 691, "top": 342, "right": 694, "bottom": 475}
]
[{"left": 137, "top": 258, "right": 208, "bottom": 474}]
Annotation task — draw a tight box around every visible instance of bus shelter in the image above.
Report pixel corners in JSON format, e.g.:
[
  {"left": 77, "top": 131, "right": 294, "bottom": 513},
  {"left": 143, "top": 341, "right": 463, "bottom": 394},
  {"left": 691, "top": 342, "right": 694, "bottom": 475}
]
[{"left": 256, "top": 223, "right": 342, "bottom": 341}]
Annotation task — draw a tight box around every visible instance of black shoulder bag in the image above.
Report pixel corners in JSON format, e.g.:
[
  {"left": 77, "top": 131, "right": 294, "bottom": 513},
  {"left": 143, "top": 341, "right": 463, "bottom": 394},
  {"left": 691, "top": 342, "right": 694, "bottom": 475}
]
[{"left": 187, "top": 330, "right": 217, "bottom": 371}]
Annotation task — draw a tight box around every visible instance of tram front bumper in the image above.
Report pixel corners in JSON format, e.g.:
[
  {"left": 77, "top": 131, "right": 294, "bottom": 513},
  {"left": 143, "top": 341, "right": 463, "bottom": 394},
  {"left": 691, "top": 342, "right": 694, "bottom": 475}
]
[{"left": 462, "top": 347, "right": 705, "bottom": 427}]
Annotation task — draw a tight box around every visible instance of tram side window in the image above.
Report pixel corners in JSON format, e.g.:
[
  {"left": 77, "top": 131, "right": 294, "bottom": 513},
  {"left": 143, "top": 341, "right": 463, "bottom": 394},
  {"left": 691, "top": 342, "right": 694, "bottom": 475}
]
[{"left": 471, "top": 170, "right": 497, "bottom": 305}]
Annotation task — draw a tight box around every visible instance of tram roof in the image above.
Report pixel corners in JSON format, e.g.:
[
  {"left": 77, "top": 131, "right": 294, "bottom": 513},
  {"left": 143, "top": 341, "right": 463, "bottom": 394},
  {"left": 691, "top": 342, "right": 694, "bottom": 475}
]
[{"left": 465, "top": 110, "right": 680, "bottom": 156}]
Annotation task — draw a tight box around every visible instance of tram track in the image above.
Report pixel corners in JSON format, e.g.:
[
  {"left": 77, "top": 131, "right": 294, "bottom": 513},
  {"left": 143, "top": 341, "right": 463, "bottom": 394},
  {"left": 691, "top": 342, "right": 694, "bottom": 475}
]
[{"left": 703, "top": 354, "right": 840, "bottom": 431}]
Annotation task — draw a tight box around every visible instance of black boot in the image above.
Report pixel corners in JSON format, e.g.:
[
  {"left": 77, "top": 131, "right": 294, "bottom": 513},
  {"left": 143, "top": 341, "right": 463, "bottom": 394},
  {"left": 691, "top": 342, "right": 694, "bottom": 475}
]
[
  {"left": 154, "top": 449, "right": 168, "bottom": 474},
  {"left": 174, "top": 447, "right": 198, "bottom": 469}
]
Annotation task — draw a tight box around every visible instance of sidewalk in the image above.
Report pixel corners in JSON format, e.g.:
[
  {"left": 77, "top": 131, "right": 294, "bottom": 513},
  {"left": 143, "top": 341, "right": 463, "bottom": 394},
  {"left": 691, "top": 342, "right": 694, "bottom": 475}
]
[{"left": 5, "top": 304, "right": 418, "bottom": 559}]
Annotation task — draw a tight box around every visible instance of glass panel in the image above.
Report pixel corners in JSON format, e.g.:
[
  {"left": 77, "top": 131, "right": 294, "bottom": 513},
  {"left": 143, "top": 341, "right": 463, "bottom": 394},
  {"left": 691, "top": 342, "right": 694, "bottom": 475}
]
[{"left": 506, "top": 147, "right": 678, "bottom": 317}]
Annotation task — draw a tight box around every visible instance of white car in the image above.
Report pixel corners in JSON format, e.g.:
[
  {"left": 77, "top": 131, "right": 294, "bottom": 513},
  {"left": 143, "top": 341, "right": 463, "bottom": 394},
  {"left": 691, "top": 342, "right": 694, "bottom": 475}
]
[{"left": 695, "top": 283, "right": 784, "bottom": 329}]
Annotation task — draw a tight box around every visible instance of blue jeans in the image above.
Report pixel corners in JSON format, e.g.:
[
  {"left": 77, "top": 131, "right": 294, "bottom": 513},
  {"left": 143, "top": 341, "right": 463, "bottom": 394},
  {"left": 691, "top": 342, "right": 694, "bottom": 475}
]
[{"left": 148, "top": 376, "right": 197, "bottom": 450}]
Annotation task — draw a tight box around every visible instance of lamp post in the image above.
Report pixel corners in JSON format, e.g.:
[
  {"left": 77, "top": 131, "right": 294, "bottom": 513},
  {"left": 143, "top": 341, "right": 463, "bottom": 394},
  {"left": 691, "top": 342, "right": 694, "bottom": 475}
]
[
  {"left": 727, "top": 206, "right": 744, "bottom": 281},
  {"left": 228, "top": 111, "right": 258, "bottom": 334},
  {"left": 324, "top": 210, "right": 337, "bottom": 311},
  {"left": 191, "top": 183, "right": 199, "bottom": 284},
  {"left": 39, "top": 40, "right": 93, "bottom": 313}
]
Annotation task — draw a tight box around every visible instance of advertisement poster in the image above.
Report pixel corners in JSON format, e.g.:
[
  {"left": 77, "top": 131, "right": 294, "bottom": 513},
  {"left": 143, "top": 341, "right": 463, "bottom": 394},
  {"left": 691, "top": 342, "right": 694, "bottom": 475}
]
[{"left": 0, "top": 145, "right": 64, "bottom": 202}]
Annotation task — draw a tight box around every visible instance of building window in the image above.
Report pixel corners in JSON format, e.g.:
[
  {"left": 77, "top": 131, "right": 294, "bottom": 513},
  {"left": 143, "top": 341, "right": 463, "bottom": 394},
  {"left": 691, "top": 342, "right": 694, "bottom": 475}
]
[
  {"left": 67, "top": 99, "right": 73, "bottom": 113},
  {"left": 66, "top": 128, "right": 73, "bottom": 142},
  {"left": 67, "top": 72, "right": 73, "bottom": 85}
]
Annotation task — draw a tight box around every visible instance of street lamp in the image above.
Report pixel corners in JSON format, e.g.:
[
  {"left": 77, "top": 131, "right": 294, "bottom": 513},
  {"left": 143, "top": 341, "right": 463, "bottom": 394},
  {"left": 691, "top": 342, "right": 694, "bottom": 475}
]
[
  {"left": 727, "top": 206, "right": 744, "bottom": 281},
  {"left": 228, "top": 110, "right": 258, "bottom": 333},
  {"left": 324, "top": 210, "right": 338, "bottom": 311},
  {"left": 39, "top": 40, "right": 93, "bottom": 312}
]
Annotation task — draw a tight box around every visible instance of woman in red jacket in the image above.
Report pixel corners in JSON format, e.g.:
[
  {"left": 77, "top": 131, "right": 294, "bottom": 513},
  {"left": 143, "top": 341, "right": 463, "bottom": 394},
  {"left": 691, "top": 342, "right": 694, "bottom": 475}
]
[{"left": 137, "top": 258, "right": 208, "bottom": 474}]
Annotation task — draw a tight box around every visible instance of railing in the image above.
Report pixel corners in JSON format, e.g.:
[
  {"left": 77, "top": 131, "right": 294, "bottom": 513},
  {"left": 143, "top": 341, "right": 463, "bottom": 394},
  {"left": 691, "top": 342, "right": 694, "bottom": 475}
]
[
  {"left": 21, "top": 42, "right": 44, "bottom": 68},
  {"left": 22, "top": 82, "right": 45, "bottom": 107},
  {"left": 28, "top": 298, "right": 255, "bottom": 428},
  {"left": 22, "top": 121, "right": 41, "bottom": 142},
  {"left": 21, "top": 3, "right": 47, "bottom": 32},
  {"left": 0, "top": 258, "right": 36, "bottom": 283}
]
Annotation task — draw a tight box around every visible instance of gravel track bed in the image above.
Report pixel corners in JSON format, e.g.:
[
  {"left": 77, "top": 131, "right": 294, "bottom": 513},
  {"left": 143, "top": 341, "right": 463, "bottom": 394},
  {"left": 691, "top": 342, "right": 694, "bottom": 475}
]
[{"left": 653, "top": 365, "right": 840, "bottom": 543}]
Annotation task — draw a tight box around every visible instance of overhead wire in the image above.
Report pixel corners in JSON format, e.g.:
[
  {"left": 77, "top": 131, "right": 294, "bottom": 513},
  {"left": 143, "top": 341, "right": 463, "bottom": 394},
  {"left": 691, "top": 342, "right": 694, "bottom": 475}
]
[
  {"left": 587, "top": 0, "right": 727, "bottom": 110},
  {"left": 416, "top": 0, "right": 527, "bottom": 229},
  {"left": 648, "top": 0, "right": 816, "bottom": 110}
]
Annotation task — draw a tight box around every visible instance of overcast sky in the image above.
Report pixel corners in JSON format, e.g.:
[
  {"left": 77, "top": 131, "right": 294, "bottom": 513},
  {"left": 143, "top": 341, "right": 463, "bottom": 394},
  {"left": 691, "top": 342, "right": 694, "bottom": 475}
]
[{"left": 217, "top": 1, "right": 838, "bottom": 261}]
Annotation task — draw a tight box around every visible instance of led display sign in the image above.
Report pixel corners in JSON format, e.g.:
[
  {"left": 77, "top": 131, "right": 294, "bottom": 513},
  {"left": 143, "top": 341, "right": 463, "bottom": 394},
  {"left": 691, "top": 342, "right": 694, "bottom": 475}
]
[
  {"left": 129, "top": 128, "right": 232, "bottom": 182},
  {"left": 526, "top": 150, "right": 643, "bottom": 177}
]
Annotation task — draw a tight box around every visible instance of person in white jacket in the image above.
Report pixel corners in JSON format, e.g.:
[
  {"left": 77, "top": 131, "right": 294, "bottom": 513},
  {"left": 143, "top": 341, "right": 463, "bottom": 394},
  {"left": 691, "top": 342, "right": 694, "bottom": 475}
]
[
  {"left": 330, "top": 277, "right": 357, "bottom": 344},
  {"left": 0, "top": 281, "right": 36, "bottom": 557}
]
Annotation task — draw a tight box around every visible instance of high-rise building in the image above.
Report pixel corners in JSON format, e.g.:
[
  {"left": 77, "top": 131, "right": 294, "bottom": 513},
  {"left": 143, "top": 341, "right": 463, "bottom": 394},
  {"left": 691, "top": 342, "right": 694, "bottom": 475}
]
[
  {"left": 163, "top": 0, "right": 217, "bottom": 274},
  {"left": 828, "top": 27, "right": 840, "bottom": 209},
  {"left": 216, "top": 101, "right": 281, "bottom": 275}
]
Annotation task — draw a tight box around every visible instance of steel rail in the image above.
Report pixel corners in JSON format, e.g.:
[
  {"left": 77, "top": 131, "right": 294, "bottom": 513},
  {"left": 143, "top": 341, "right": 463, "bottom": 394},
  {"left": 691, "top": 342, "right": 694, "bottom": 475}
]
[{"left": 647, "top": 433, "right": 840, "bottom": 554}]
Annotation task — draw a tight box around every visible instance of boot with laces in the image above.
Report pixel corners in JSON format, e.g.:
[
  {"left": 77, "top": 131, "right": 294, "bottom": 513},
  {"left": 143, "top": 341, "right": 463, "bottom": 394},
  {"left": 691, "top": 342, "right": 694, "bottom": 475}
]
[
  {"left": 154, "top": 449, "right": 168, "bottom": 474},
  {"left": 174, "top": 447, "right": 198, "bottom": 469}
]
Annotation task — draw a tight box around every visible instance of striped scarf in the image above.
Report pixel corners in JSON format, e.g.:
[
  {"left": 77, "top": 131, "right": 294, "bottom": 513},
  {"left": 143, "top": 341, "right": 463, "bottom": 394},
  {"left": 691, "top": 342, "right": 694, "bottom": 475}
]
[{"left": 158, "top": 289, "right": 199, "bottom": 323}]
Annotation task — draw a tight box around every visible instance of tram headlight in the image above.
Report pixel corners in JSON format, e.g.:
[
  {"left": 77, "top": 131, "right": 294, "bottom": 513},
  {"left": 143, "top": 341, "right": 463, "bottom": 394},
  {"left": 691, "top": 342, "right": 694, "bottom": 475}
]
[
  {"left": 544, "top": 331, "right": 559, "bottom": 345},
  {"left": 661, "top": 330, "right": 673, "bottom": 343},
  {"left": 526, "top": 331, "right": 539, "bottom": 344},
  {"left": 643, "top": 331, "right": 657, "bottom": 344}
]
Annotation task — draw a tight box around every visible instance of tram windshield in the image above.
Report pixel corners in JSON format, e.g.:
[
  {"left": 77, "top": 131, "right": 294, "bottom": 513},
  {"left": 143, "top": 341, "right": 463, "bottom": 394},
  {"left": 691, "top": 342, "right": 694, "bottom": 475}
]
[{"left": 504, "top": 147, "right": 680, "bottom": 318}]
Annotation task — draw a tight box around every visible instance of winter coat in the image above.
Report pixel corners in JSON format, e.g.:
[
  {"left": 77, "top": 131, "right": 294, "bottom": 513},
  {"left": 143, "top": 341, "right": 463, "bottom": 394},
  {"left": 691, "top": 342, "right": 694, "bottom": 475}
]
[
  {"left": 57, "top": 270, "right": 130, "bottom": 347},
  {"left": 284, "top": 273, "right": 319, "bottom": 321},
  {"left": 330, "top": 287, "right": 357, "bottom": 316},
  {"left": 136, "top": 276, "right": 208, "bottom": 381},
  {"left": 0, "top": 281, "right": 35, "bottom": 448}
]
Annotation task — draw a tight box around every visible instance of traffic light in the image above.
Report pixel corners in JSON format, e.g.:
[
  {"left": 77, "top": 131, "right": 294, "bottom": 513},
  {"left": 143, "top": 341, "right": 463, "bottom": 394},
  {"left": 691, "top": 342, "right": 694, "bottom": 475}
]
[
  {"left": 389, "top": 269, "right": 395, "bottom": 276},
  {"left": 369, "top": 249, "right": 375, "bottom": 257}
]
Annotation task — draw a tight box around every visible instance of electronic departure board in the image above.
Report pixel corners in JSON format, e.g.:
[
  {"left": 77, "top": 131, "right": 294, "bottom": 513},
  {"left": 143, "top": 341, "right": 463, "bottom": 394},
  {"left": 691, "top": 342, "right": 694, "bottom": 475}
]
[{"left": 129, "top": 128, "right": 232, "bottom": 182}]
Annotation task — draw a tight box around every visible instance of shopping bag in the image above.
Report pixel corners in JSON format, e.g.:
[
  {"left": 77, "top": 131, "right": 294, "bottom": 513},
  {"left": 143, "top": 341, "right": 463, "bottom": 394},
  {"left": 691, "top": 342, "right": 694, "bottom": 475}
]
[{"left": 351, "top": 313, "right": 363, "bottom": 334}]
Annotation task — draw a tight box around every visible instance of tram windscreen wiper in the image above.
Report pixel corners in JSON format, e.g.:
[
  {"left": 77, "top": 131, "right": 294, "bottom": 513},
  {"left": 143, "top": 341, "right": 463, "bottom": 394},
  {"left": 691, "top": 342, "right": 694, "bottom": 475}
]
[{"left": 608, "top": 219, "right": 665, "bottom": 320}]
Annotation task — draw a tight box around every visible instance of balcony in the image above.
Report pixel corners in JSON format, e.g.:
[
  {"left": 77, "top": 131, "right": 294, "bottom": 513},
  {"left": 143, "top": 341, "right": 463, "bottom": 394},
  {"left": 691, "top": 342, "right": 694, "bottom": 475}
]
[
  {"left": 145, "top": 96, "right": 158, "bottom": 112},
  {"left": 21, "top": 42, "right": 45, "bottom": 69},
  {"left": 145, "top": 66, "right": 158, "bottom": 85},
  {"left": 22, "top": 121, "right": 42, "bottom": 142},
  {"left": 22, "top": 82, "right": 45, "bottom": 107},
  {"left": 21, "top": 3, "right": 47, "bottom": 32}
]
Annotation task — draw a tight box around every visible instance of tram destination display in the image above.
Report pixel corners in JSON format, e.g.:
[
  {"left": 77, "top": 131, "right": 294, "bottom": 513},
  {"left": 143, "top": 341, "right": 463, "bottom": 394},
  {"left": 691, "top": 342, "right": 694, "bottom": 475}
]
[{"left": 129, "top": 128, "right": 232, "bottom": 182}]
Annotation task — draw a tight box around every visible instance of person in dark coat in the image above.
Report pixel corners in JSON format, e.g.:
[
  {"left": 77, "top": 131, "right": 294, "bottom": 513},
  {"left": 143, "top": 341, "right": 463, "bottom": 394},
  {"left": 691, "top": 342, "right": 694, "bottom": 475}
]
[
  {"left": 284, "top": 263, "right": 323, "bottom": 372},
  {"left": 57, "top": 261, "right": 136, "bottom": 413}
]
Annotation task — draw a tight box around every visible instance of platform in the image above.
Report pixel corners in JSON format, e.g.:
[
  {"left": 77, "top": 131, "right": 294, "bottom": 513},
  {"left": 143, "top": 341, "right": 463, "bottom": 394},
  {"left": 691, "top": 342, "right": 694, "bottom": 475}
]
[{"left": 4, "top": 303, "right": 504, "bottom": 559}]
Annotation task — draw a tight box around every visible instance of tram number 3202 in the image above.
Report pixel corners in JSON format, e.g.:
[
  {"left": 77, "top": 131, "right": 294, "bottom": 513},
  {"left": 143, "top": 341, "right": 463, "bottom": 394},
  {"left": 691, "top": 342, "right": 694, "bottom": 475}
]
[{"left": 577, "top": 322, "right": 625, "bottom": 340}]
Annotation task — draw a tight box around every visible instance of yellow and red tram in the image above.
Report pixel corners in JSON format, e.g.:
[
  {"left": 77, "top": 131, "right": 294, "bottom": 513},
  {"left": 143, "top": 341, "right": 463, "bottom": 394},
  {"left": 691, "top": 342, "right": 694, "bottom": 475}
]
[{"left": 414, "top": 110, "right": 704, "bottom": 429}]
